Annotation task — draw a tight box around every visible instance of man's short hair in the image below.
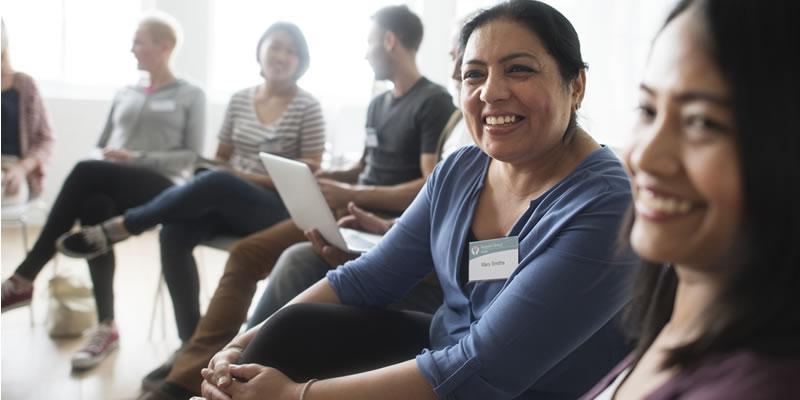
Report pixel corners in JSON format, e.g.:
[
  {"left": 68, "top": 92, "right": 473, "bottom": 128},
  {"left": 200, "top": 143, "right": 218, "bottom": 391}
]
[{"left": 372, "top": 5, "right": 424, "bottom": 52}]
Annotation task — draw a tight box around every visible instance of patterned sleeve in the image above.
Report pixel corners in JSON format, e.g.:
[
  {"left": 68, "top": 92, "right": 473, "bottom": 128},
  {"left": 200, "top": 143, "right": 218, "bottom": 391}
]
[
  {"left": 298, "top": 94, "right": 326, "bottom": 157},
  {"left": 18, "top": 73, "right": 54, "bottom": 165},
  {"left": 217, "top": 91, "right": 240, "bottom": 145}
]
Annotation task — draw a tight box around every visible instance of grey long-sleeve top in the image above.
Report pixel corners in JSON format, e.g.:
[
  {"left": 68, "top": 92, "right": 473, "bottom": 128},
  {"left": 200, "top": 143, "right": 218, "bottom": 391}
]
[{"left": 96, "top": 78, "right": 205, "bottom": 181}]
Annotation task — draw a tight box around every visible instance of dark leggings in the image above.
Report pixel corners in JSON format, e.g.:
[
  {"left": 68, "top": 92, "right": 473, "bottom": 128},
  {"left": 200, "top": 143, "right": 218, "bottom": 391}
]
[
  {"left": 14, "top": 160, "right": 173, "bottom": 322},
  {"left": 240, "top": 304, "right": 432, "bottom": 381}
]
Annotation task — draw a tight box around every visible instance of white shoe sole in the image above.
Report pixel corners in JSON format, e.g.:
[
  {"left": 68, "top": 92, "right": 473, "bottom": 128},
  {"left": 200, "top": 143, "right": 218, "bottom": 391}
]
[
  {"left": 71, "top": 340, "right": 120, "bottom": 370},
  {"left": 55, "top": 231, "right": 111, "bottom": 260}
]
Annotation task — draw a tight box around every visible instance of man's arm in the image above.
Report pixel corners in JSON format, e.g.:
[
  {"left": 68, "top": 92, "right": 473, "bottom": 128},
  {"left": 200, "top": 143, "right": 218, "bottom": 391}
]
[
  {"left": 316, "top": 159, "right": 365, "bottom": 183},
  {"left": 319, "top": 153, "right": 436, "bottom": 212},
  {"left": 351, "top": 153, "right": 436, "bottom": 211}
]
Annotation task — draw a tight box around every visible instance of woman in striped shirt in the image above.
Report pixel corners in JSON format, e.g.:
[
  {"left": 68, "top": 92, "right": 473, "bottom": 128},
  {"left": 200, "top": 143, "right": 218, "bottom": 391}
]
[{"left": 57, "top": 22, "right": 325, "bottom": 358}]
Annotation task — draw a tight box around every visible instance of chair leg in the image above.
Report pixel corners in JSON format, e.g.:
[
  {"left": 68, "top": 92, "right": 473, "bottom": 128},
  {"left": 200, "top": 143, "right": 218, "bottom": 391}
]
[
  {"left": 43, "top": 256, "right": 60, "bottom": 328},
  {"left": 160, "top": 280, "right": 166, "bottom": 338},
  {"left": 16, "top": 218, "right": 35, "bottom": 326},
  {"left": 28, "top": 293, "right": 35, "bottom": 327},
  {"left": 148, "top": 272, "right": 167, "bottom": 340},
  {"left": 20, "top": 218, "right": 29, "bottom": 252},
  {"left": 197, "top": 247, "right": 212, "bottom": 303}
]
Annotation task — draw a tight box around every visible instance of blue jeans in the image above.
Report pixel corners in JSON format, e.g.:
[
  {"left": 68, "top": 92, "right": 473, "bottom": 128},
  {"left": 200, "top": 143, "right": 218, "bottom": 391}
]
[{"left": 124, "top": 170, "right": 289, "bottom": 341}]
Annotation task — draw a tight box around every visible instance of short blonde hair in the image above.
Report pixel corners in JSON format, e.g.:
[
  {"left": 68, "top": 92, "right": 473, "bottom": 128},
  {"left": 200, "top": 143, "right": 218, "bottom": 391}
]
[{"left": 138, "top": 11, "right": 182, "bottom": 52}]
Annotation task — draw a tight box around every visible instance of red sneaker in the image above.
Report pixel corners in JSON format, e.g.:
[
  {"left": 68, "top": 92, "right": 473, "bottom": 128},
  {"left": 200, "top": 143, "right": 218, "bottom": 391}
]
[
  {"left": 1, "top": 275, "right": 33, "bottom": 312},
  {"left": 71, "top": 321, "right": 120, "bottom": 370}
]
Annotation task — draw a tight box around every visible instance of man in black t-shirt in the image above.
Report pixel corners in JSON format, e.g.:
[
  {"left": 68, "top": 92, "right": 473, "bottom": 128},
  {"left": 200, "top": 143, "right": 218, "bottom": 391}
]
[
  {"left": 360, "top": 77, "right": 454, "bottom": 186},
  {"left": 316, "top": 5, "right": 455, "bottom": 214}
]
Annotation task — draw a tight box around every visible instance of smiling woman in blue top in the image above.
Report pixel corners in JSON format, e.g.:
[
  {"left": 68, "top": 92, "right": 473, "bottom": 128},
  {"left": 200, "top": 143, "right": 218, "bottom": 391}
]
[{"left": 199, "top": 1, "right": 637, "bottom": 399}]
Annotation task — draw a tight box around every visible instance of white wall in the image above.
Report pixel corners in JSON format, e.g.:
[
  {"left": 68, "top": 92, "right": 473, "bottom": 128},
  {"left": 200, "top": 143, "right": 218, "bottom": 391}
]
[
  {"left": 22, "top": 0, "right": 675, "bottom": 225},
  {"left": 38, "top": 97, "right": 109, "bottom": 213},
  {"left": 28, "top": 0, "right": 461, "bottom": 226}
]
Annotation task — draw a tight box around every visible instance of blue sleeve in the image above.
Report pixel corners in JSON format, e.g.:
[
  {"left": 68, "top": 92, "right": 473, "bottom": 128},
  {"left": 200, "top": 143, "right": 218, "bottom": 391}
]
[
  {"left": 416, "top": 190, "right": 636, "bottom": 399},
  {"left": 326, "top": 163, "right": 441, "bottom": 306}
]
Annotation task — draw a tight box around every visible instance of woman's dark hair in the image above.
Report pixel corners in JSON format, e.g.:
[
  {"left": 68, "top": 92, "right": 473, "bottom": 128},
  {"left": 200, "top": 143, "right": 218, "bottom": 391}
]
[
  {"left": 255, "top": 21, "right": 310, "bottom": 80},
  {"left": 625, "top": 0, "right": 800, "bottom": 369},
  {"left": 459, "top": 0, "right": 588, "bottom": 139},
  {"left": 372, "top": 5, "right": 424, "bottom": 52}
]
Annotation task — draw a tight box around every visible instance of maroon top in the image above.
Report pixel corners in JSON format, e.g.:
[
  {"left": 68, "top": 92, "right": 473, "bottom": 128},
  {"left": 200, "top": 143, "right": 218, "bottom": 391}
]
[{"left": 581, "top": 351, "right": 800, "bottom": 399}]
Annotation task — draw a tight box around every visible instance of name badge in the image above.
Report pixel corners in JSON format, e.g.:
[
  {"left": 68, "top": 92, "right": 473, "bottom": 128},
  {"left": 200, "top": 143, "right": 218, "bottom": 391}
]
[
  {"left": 149, "top": 99, "right": 177, "bottom": 112},
  {"left": 468, "top": 236, "right": 519, "bottom": 282},
  {"left": 365, "top": 127, "right": 379, "bottom": 148}
]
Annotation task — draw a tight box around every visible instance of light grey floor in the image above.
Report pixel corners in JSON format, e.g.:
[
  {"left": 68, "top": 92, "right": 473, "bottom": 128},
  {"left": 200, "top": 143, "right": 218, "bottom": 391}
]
[{"left": 1, "top": 226, "right": 241, "bottom": 400}]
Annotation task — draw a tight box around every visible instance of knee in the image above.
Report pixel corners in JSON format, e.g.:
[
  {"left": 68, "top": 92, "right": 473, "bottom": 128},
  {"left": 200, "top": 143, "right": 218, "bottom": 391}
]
[
  {"left": 190, "top": 169, "right": 233, "bottom": 189},
  {"left": 225, "top": 237, "right": 277, "bottom": 279},
  {"left": 266, "top": 303, "right": 319, "bottom": 331},
  {"left": 73, "top": 159, "right": 102, "bottom": 172},
  {"left": 65, "top": 160, "right": 103, "bottom": 186},
  {"left": 175, "top": 170, "right": 235, "bottom": 203},
  {"left": 239, "top": 304, "right": 318, "bottom": 366},
  {"left": 70, "top": 160, "right": 105, "bottom": 179},
  {"left": 229, "top": 235, "right": 267, "bottom": 262},
  {"left": 80, "top": 194, "right": 115, "bottom": 225},
  {"left": 272, "top": 243, "right": 322, "bottom": 278},
  {"left": 282, "top": 242, "right": 316, "bottom": 263}
]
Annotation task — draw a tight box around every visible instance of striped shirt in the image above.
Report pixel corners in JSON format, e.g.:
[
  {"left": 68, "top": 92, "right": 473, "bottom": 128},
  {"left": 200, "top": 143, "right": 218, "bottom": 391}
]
[{"left": 218, "top": 86, "right": 325, "bottom": 175}]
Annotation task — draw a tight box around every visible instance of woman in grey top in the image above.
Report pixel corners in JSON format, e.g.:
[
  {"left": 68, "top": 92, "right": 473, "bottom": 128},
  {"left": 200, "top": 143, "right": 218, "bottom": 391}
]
[
  {"left": 57, "top": 21, "right": 326, "bottom": 369},
  {"left": 1, "top": 13, "right": 205, "bottom": 370}
]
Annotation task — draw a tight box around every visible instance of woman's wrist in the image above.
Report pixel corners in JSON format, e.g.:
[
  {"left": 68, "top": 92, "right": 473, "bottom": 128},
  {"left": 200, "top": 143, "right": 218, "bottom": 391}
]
[{"left": 298, "top": 378, "right": 318, "bottom": 400}]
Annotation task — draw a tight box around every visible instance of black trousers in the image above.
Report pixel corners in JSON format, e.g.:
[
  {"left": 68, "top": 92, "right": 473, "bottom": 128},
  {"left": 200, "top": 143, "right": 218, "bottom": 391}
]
[
  {"left": 240, "top": 303, "right": 433, "bottom": 381},
  {"left": 15, "top": 160, "right": 173, "bottom": 322}
]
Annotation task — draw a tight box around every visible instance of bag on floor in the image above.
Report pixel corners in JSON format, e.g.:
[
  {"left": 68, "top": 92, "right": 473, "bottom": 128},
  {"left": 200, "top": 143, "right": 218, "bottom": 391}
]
[{"left": 47, "top": 273, "right": 97, "bottom": 338}]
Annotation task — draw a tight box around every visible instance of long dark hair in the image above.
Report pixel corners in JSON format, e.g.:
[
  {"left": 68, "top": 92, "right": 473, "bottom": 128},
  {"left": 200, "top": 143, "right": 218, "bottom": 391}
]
[
  {"left": 458, "top": 0, "right": 588, "bottom": 140},
  {"left": 625, "top": 0, "right": 800, "bottom": 369}
]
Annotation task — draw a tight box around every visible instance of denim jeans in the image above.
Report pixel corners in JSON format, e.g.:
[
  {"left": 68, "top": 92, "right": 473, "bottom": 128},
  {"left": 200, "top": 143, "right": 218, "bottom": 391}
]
[{"left": 124, "top": 170, "right": 289, "bottom": 341}]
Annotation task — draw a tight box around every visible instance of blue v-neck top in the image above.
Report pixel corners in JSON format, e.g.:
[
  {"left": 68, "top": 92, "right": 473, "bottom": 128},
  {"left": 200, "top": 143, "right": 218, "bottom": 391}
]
[{"left": 327, "top": 145, "right": 639, "bottom": 399}]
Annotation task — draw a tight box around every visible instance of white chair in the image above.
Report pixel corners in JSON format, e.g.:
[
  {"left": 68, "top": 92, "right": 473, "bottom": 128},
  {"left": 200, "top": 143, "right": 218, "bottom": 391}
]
[
  {"left": 148, "top": 234, "right": 240, "bottom": 339},
  {"left": 1, "top": 197, "right": 48, "bottom": 252}
]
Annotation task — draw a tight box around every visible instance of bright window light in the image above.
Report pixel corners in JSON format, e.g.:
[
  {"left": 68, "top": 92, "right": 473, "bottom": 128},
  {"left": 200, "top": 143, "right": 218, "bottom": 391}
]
[
  {"left": 2, "top": 0, "right": 678, "bottom": 151},
  {"left": 3, "top": 0, "right": 142, "bottom": 91}
]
